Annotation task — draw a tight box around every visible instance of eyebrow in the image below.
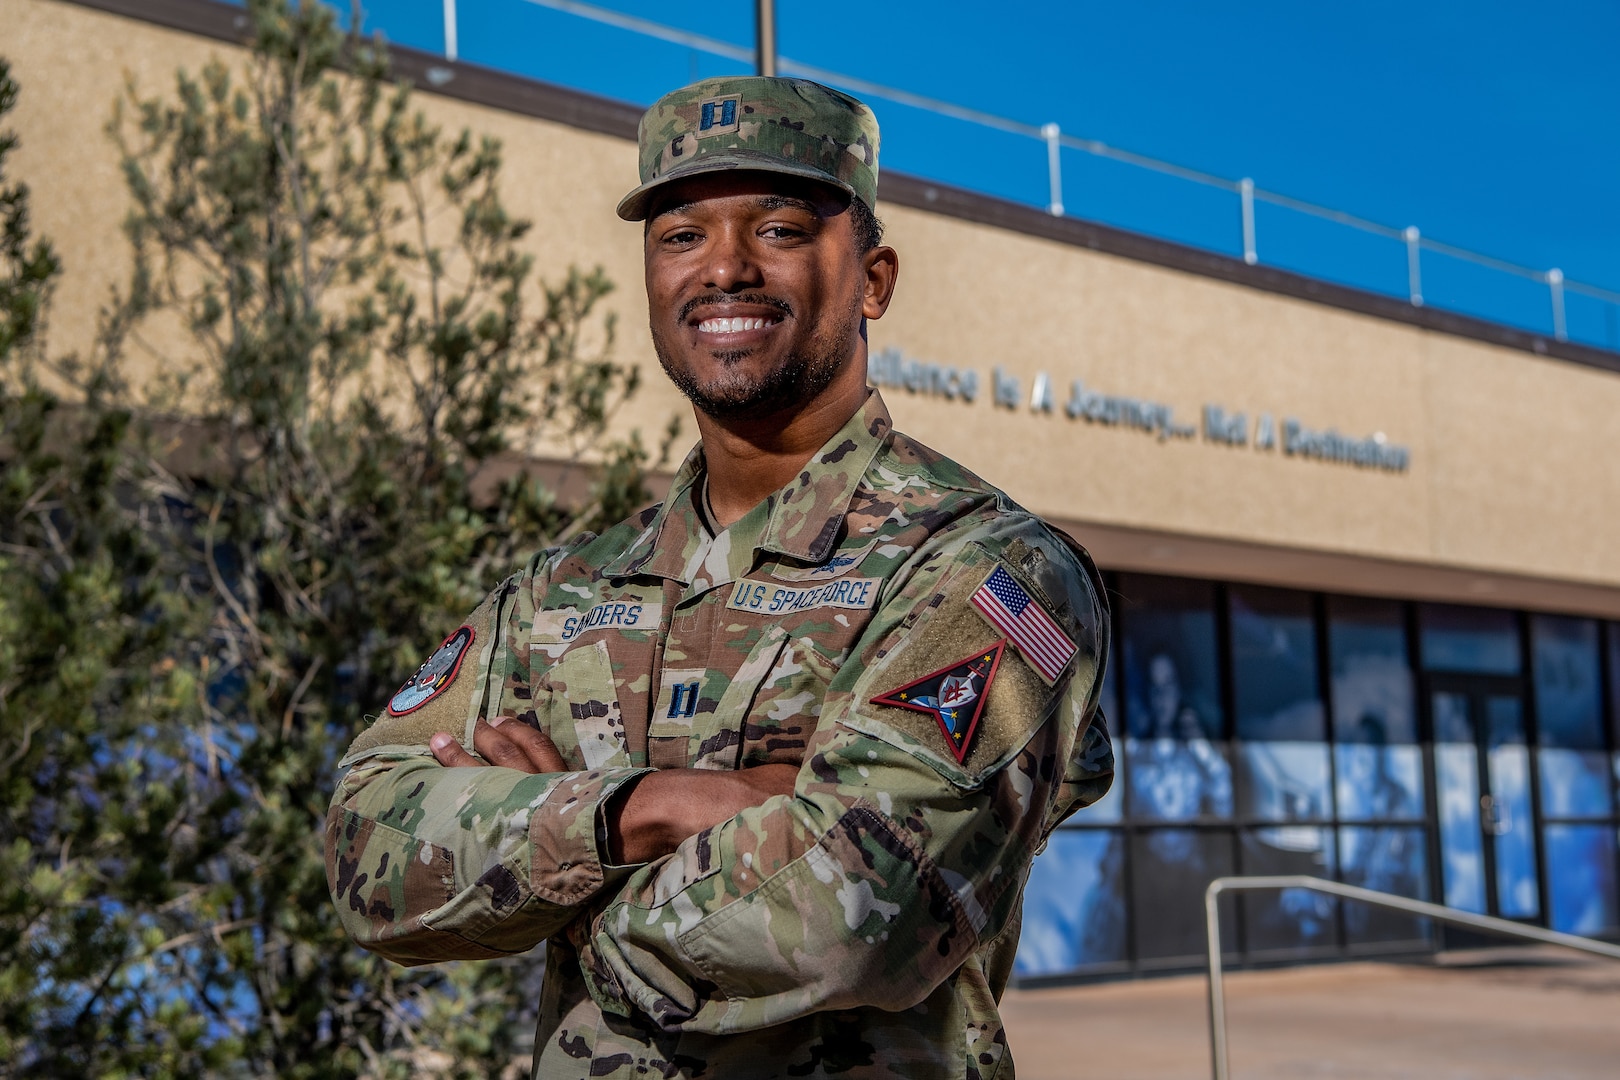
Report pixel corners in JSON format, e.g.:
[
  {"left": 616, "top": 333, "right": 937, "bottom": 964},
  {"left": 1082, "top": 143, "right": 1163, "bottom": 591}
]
[{"left": 650, "top": 193, "right": 825, "bottom": 223}]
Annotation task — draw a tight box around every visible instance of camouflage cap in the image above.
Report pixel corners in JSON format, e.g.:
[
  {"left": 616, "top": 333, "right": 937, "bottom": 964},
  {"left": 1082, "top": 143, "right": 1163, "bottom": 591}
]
[{"left": 617, "top": 76, "right": 880, "bottom": 221}]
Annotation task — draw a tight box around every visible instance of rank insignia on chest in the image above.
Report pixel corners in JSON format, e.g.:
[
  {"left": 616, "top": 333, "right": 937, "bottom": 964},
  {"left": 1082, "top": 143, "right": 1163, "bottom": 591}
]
[
  {"left": 871, "top": 643, "right": 1005, "bottom": 764},
  {"left": 386, "top": 625, "right": 474, "bottom": 716}
]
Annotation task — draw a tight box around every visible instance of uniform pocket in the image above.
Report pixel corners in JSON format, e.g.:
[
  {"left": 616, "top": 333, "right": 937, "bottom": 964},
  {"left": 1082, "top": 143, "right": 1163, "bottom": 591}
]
[{"left": 539, "top": 640, "right": 630, "bottom": 770}]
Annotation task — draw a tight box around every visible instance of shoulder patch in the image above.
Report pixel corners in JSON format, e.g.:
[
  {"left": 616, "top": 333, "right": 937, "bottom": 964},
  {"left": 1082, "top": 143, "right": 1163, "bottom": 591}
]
[
  {"left": 872, "top": 643, "right": 1004, "bottom": 763},
  {"left": 969, "top": 564, "right": 1076, "bottom": 686},
  {"left": 387, "top": 625, "right": 474, "bottom": 717}
]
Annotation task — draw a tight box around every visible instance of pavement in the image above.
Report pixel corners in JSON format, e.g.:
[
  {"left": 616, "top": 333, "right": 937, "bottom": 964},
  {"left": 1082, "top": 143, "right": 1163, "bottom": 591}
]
[{"left": 998, "top": 947, "right": 1620, "bottom": 1079}]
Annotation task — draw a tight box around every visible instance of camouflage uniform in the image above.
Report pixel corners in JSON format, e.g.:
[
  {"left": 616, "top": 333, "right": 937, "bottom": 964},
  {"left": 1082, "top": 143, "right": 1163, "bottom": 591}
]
[
  {"left": 327, "top": 392, "right": 1112, "bottom": 1078},
  {"left": 327, "top": 74, "right": 1113, "bottom": 1079}
]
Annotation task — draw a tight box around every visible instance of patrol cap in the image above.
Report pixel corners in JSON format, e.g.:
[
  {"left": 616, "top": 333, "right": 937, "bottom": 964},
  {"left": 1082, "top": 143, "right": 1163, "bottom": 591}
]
[{"left": 616, "top": 75, "right": 880, "bottom": 221}]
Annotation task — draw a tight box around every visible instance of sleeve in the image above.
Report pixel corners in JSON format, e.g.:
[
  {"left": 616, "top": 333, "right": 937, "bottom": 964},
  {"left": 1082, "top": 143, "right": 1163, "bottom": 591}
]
[
  {"left": 323, "top": 553, "right": 652, "bottom": 967},
  {"left": 571, "top": 519, "right": 1111, "bottom": 1033}
]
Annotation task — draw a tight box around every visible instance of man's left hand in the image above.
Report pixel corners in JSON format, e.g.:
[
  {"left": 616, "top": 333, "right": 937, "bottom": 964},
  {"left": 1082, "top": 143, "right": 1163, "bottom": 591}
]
[{"left": 430, "top": 718, "right": 567, "bottom": 773}]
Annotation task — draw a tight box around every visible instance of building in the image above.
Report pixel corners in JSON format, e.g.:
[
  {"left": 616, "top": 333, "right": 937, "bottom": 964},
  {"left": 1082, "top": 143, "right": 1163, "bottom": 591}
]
[{"left": 11, "top": 0, "right": 1620, "bottom": 983}]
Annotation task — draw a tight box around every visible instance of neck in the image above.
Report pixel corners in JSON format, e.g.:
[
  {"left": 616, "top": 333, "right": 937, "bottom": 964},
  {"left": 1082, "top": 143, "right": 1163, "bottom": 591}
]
[{"left": 694, "top": 363, "right": 870, "bottom": 529}]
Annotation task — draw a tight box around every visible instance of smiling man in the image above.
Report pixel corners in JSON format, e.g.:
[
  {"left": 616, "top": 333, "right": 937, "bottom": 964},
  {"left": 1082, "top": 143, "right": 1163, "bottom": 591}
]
[{"left": 326, "top": 76, "right": 1113, "bottom": 1079}]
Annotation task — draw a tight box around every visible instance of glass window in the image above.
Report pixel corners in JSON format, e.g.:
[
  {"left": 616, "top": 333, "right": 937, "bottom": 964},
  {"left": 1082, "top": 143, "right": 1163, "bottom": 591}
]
[
  {"left": 1014, "top": 829, "right": 1127, "bottom": 975},
  {"left": 1611, "top": 624, "right": 1620, "bottom": 816},
  {"left": 1130, "top": 828, "right": 1235, "bottom": 962},
  {"left": 1434, "top": 692, "right": 1486, "bottom": 915},
  {"left": 1239, "top": 827, "right": 1338, "bottom": 954},
  {"left": 1543, "top": 824, "right": 1619, "bottom": 936},
  {"left": 1329, "top": 598, "right": 1423, "bottom": 822},
  {"left": 1083, "top": 632, "right": 1124, "bottom": 824},
  {"left": 1338, "top": 825, "right": 1430, "bottom": 944},
  {"left": 1230, "top": 587, "right": 1329, "bottom": 822},
  {"left": 1418, "top": 603, "right": 1520, "bottom": 675},
  {"left": 1534, "top": 615, "right": 1608, "bottom": 819},
  {"left": 1119, "top": 576, "right": 1232, "bottom": 821},
  {"left": 1486, "top": 696, "right": 1540, "bottom": 919}
]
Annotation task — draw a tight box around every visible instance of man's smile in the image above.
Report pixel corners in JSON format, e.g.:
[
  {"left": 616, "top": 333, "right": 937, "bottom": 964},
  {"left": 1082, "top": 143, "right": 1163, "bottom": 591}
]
[{"left": 695, "top": 315, "right": 780, "bottom": 334}]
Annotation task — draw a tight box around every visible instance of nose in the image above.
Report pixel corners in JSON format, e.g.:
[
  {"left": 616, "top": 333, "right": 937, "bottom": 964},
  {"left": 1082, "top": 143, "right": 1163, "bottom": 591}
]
[{"left": 702, "top": 226, "right": 764, "bottom": 293}]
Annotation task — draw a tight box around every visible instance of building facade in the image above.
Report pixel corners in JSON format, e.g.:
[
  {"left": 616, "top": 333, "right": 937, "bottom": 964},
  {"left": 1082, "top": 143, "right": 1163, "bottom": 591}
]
[{"left": 13, "top": 0, "right": 1620, "bottom": 983}]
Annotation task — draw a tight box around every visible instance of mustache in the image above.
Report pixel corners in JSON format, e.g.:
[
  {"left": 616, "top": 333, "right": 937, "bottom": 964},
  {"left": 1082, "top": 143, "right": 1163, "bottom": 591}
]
[{"left": 678, "top": 292, "right": 794, "bottom": 322}]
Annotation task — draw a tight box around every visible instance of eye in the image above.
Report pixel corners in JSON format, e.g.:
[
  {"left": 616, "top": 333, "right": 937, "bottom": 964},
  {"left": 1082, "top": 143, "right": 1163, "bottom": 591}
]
[
  {"left": 760, "top": 223, "right": 809, "bottom": 242},
  {"left": 659, "top": 227, "right": 703, "bottom": 247}
]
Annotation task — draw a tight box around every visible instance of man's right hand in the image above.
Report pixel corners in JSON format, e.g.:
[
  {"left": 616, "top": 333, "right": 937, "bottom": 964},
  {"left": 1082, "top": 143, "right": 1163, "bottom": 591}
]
[
  {"left": 428, "top": 719, "right": 798, "bottom": 866},
  {"left": 607, "top": 764, "right": 799, "bottom": 865}
]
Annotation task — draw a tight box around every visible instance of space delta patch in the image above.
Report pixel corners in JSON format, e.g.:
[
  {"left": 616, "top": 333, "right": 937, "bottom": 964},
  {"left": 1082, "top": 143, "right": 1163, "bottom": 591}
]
[
  {"left": 871, "top": 642, "right": 1005, "bottom": 764},
  {"left": 386, "top": 625, "right": 474, "bottom": 716}
]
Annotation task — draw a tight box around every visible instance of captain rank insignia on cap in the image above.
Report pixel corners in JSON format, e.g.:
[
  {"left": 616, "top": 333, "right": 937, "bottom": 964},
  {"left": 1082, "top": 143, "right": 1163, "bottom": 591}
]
[
  {"left": 872, "top": 643, "right": 1005, "bottom": 764},
  {"left": 698, "top": 95, "right": 740, "bottom": 136}
]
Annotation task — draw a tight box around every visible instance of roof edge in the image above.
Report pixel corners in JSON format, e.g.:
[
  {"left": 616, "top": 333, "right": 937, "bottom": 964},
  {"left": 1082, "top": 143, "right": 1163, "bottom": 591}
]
[{"left": 58, "top": 0, "right": 1620, "bottom": 377}]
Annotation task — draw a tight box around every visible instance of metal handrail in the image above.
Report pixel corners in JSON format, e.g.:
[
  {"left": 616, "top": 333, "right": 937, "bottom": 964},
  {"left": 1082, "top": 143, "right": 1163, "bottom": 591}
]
[
  {"left": 1204, "top": 875, "right": 1620, "bottom": 1080},
  {"left": 479, "top": 0, "right": 1620, "bottom": 343}
]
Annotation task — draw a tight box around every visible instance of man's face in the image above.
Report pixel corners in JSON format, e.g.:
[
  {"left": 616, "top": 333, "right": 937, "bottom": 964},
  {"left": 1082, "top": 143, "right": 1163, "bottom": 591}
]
[{"left": 643, "top": 172, "right": 891, "bottom": 421}]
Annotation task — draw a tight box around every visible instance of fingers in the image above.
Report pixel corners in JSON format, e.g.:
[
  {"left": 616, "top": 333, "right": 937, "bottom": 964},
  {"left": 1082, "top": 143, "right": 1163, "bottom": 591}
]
[
  {"left": 471, "top": 718, "right": 569, "bottom": 774},
  {"left": 429, "top": 732, "right": 483, "bottom": 768},
  {"left": 490, "top": 717, "right": 568, "bottom": 772},
  {"left": 430, "top": 721, "right": 569, "bottom": 773}
]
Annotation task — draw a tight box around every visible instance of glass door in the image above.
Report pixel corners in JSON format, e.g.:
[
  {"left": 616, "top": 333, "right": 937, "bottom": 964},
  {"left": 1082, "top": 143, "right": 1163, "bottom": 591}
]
[{"left": 1431, "top": 684, "right": 1540, "bottom": 920}]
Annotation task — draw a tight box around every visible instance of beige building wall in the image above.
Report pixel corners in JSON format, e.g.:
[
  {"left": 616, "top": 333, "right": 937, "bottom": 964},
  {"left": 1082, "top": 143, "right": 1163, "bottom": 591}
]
[{"left": 8, "top": 0, "right": 1618, "bottom": 615}]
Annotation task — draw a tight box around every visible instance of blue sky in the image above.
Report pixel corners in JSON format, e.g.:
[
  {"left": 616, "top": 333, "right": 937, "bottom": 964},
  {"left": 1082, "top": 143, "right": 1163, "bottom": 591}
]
[{"left": 330, "top": 1, "right": 1620, "bottom": 348}]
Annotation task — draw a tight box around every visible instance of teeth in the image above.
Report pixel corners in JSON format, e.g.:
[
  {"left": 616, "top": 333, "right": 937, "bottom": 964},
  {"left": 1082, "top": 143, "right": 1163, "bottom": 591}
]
[{"left": 698, "top": 316, "right": 773, "bottom": 333}]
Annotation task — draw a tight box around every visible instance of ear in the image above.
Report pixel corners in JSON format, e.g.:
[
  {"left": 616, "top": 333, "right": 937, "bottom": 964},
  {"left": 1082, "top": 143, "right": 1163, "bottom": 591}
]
[{"left": 860, "top": 244, "right": 900, "bottom": 321}]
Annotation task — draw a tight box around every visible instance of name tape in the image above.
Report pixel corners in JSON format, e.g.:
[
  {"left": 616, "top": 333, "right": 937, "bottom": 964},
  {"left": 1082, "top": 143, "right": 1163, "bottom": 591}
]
[
  {"left": 533, "top": 601, "right": 662, "bottom": 643},
  {"left": 724, "top": 577, "right": 880, "bottom": 615}
]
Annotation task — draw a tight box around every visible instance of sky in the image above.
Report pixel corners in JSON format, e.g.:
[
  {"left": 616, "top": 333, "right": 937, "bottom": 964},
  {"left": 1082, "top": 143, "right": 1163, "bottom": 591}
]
[{"left": 318, "top": 0, "right": 1620, "bottom": 348}]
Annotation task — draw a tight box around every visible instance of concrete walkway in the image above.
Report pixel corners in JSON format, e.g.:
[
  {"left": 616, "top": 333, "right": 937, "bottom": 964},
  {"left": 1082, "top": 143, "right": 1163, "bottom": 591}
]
[{"left": 999, "top": 948, "right": 1620, "bottom": 1079}]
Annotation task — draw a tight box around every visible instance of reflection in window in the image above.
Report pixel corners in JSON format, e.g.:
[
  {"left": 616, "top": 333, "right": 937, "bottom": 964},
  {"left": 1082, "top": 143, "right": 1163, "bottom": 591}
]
[
  {"left": 1543, "top": 824, "right": 1619, "bottom": 936},
  {"left": 1487, "top": 696, "right": 1539, "bottom": 919},
  {"left": 1239, "top": 827, "right": 1337, "bottom": 953},
  {"left": 1611, "top": 625, "right": 1620, "bottom": 817},
  {"left": 1015, "top": 830, "right": 1126, "bottom": 975},
  {"left": 1329, "top": 597, "right": 1425, "bottom": 823},
  {"left": 1335, "top": 743, "right": 1424, "bottom": 822},
  {"left": 1419, "top": 603, "right": 1520, "bottom": 674},
  {"left": 1119, "top": 576, "right": 1232, "bottom": 821},
  {"left": 1339, "top": 826, "right": 1429, "bottom": 944},
  {"left": 1130, "top": 828, "right": 1234, "bottom": 962},
  {"left": 1435, "top": 692, "right": 1485, "bottom": 915},
  {"left": 1534, "top": 616, "right": 1608, "bottom": 819},
  {"left": 1230, "top": 587, "right": 1328, "bottom": 821}
]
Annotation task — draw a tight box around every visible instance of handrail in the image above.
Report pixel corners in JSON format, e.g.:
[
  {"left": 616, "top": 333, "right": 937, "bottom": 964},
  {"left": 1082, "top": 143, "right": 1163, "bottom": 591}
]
[
  {"left": 1204, "top": 875, "right": 1620, "bottom": 1080},
  {"left": 492, "top": 0, "right": 1620, "bottom": 344}
]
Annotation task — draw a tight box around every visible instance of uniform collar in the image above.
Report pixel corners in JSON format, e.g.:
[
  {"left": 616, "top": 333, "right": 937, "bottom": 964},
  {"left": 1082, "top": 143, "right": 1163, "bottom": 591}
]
[{"left": 604, "top": 389, "right": 894, "bottom": 584}]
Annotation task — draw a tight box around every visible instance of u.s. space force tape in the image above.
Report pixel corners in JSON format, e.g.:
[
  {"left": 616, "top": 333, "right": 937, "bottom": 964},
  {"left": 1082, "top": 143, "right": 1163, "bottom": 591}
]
[{"left": 723, "top": 577, "right": 881, "bottom": 614}]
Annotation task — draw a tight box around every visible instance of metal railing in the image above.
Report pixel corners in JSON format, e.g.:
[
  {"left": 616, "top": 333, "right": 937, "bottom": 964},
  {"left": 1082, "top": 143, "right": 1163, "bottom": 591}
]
[
  {"left": 1204, "top": 875, "right": 1620, "bottom": 1080},
  {"left": 408, "top": 0, "right": 1620, "bottom": 350}
]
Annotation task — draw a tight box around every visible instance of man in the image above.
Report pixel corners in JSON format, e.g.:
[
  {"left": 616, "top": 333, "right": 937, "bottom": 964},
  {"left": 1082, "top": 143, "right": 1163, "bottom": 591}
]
[{"left": 326, "top": 75, "right": 1112, "bottom": 1079}]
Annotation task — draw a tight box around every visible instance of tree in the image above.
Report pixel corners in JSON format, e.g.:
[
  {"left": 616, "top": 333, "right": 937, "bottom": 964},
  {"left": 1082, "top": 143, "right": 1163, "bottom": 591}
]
[{"left": 0, "top": 2, "right": 667, "bottom": 1075}]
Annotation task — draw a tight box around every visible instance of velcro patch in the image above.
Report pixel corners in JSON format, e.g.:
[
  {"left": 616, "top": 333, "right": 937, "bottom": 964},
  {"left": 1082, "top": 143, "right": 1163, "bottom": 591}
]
[
  {"left": 724, "top": 577, "right": 880, "bottom": 615},
  {"left": 872, "top": 643, "right": 1005, "bottom": 764},
  {"left": 970, "top": 564, "right": 1076, "bottom": 685},
  {"left": 532, "top": 601, "right": 662, "bottom": 643},
  {"left": 387, "top": 625, "right": 474, "bottom": 716}
]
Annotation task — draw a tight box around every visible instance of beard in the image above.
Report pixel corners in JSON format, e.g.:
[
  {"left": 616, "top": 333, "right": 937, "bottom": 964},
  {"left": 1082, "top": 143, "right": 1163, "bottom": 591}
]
[{"left": 652, "top": 291, "right": 861, "bottom": 421}]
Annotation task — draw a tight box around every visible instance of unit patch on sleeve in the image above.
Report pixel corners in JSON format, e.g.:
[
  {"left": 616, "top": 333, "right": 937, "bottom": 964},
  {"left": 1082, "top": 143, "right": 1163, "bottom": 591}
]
[
  {"left": 970, "top": 564, "right": 1076, "bottom": 685},
  {"left": 387, "top": 625, "right": 474, "bottom": 717},
  {"left": 871, "top": 642, "right": 1005, "bottom": 764}
]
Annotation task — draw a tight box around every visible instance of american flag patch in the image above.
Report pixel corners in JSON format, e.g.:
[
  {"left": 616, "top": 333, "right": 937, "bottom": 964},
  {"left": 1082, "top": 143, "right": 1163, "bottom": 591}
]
[{"left": 970, "top": 564, "right": 1075, "bottom": 684}]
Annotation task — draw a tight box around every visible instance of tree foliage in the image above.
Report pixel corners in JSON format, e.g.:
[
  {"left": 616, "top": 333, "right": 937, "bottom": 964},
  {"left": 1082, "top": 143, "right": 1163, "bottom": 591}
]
[{"left": 0, "top": 3, "right": 665, "bottom": 1075}]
